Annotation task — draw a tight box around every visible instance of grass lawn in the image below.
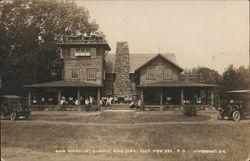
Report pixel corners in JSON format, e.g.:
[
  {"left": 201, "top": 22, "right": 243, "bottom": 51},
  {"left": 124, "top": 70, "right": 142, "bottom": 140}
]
[
  {"left": 32, "top": 111, "right": 211, "bottom": 124},
  {"left": 1, "top": 110, "right": 250, "bottom": 161}
]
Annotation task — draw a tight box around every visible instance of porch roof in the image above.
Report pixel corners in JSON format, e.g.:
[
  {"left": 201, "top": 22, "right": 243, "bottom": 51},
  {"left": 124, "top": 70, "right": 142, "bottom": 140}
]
[
  {"left": 24, "top": 80, "right": 103, "bottom": 88},
  {"left": 137, "top": 81, "right": 218, "bottom": 88}
]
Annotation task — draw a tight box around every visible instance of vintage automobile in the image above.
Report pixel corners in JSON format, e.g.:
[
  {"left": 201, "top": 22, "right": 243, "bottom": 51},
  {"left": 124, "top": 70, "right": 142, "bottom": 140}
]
[
  {"left": 217, "top": 90, "right": 249, "bottom": 121},
  {"left": 0, "top": 95, "right": 31, "bottom": 121}
]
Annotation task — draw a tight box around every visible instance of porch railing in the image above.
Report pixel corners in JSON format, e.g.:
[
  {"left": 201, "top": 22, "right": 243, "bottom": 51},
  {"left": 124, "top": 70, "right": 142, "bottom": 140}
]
[
  {"left": 180, "top": 73, "right": 205, "bottom": 82},
  {"left": 56, "top": 35, "right": 107, "bottom": 44}
]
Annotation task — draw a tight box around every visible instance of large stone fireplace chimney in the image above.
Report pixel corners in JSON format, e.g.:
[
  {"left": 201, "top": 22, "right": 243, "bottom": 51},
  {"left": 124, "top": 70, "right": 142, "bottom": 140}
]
[{"left": 113, "top": 42, "right": 131, "bottom": 97}]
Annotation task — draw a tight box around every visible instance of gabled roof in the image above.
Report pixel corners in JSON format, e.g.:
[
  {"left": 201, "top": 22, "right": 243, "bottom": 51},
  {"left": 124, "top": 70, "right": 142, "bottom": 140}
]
[
  {"left": 106, "top": 53, "right": 182, "bottom": 73},
  {"left": 24, "top": 81, "right": 103, "bottom": 88},
  {"left": 134, "top": 54, "right": 183, "bottom": 72},
  {"left": 137, "top": 80, "right": 218, "bottom": 88}
]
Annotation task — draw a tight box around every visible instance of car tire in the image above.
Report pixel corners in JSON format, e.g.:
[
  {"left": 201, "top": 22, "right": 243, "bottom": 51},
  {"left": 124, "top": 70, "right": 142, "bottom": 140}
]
[
  {"left": 25, "top": 113, "right": 32, "bottom": 120},
  {"left": 1, "top": 110, "right": 5, "bottom": 117},
  {"left": 10, "top": 112, "right": 18, "bottom": 121},
  {"left": 232, "top": 111, "right": 241, "bottom": 121},
  {"left": 217, "top": 113, "right": 224, "bottom": 120}
]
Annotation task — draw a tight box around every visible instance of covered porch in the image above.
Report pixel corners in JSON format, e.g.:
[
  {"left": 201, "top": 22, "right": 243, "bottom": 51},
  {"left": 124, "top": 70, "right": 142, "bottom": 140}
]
[
  {"left": 24, "top": 80, "right": 102, "bottom": 107},
  {"left": 137, "top": 81, "right": 218, "bottom": 106}
]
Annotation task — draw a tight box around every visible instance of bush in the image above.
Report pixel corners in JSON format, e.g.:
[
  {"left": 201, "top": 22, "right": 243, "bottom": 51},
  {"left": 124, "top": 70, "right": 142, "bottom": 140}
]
[{"left": 183, "top": 104, "right": 198, "bottom": 116}]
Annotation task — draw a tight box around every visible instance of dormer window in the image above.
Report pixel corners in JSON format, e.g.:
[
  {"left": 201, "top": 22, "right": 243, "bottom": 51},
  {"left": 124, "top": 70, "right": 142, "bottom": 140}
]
[{"left": 75, "top": 47, "right": 90, "bottom": 56}]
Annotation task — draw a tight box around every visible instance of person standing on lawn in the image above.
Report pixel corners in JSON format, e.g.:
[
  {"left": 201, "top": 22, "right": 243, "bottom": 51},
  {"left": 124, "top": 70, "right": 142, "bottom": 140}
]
[{"left": 106, "top": 97, "right": 112, "bottom": 109}]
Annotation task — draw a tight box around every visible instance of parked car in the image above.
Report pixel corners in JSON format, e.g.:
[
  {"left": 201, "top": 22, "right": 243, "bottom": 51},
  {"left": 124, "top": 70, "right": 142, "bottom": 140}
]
[
  {"left": 0, "top": 95, "right": 31, "bottom": 121},
  {"left": 217, "top": 90, "right": 249, "bottom": 121}
]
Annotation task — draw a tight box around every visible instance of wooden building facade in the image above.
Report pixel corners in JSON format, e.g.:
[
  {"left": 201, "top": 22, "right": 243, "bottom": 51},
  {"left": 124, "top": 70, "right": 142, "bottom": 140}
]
[
  {"left": 24, "top": 35, "right": 110, "bottom": 106},
  {"left": 24, "top": 36, "right": 217, "bottom": 107}
]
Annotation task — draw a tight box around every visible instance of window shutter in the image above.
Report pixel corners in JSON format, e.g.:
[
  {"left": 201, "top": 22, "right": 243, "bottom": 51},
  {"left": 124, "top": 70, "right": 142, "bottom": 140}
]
[
  {"left": 90, "top": 48, "right": 97, "bottom": 58},
  {"left": 70, "top": 48, "right": 76, "bottom": 58},
  {"left": 147, "top": 66, "right": 156, "bottom": 80},
  {"left": 164, "top": 68, "right": 173, "bottom": 80}
]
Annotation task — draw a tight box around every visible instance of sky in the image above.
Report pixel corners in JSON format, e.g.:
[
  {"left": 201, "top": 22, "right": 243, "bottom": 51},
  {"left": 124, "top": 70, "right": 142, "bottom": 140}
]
[{"left": 77, "top": 0, "right": 249, "bottom": 73}]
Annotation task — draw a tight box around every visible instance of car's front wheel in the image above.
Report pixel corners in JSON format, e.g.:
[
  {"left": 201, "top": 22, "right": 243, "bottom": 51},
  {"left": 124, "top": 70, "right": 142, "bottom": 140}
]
[
  {"left": 25, "top": 113, "right": 32, "bottom": 120},
  {"left": 10, "top": 112, "right": 18, "bottom": 121},
  {"left": 217, "top": 113, "right": 224, "bottom": 120},
  {"left": 232, "top": 111, "right": 241, "bottom": 121}
]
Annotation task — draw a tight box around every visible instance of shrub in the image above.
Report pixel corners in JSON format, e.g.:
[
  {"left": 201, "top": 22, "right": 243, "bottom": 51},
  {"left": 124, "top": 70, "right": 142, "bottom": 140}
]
[{"left": 183, "top": 104, "right": 198, "bottom": 116}]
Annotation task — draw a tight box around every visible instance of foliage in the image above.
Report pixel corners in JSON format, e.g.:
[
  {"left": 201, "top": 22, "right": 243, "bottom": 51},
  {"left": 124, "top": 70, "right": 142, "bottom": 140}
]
[
  {"left": 0, "top": 0, "right": 100, "bottom": 95},
  {"left": 185, "top": 66, "right": 223, "bottom": 108},
  {"left": 183, "top": 104, "right": 198, "bottom": 116},
  {"left": 186, "top": 65, "right": 249, "bottom": 108},
  {"left": 186, "top": 66, "right": 222, "bottom": 84},
  {"left": 221, "top": 65, "right": 249, "bottom": 91}
]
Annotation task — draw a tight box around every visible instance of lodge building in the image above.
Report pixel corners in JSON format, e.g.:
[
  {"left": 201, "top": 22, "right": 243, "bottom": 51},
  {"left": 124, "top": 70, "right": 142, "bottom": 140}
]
[{"left": 25, "top": 35, "right": 217, "bottom": 107}]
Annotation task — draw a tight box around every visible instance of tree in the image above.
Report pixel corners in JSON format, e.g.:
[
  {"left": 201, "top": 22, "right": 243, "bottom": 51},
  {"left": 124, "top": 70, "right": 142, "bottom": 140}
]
[
  {"left": 185, "top": 66, "right": 222, "bottom": 84},
  {"left": 186, "top": 66, "right": 222, "bottom": 108},
  {"left": 222, "top": 65, "right": 249, "bottom": 91},
  {"left": 0, "top": 0, "right": 101, "bottom": 95}
]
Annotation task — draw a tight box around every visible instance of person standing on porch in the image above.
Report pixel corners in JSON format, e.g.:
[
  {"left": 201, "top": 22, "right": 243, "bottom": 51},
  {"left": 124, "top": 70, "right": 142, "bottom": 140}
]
[
  {"left": 85, "top": 98, "right": 90, "bottom": 111},
  {"left": 89, "top": 96, "right": 93, "bottom": 105},
  {"left": 99, "top": 99, "right": 103, "bottom": 111}
]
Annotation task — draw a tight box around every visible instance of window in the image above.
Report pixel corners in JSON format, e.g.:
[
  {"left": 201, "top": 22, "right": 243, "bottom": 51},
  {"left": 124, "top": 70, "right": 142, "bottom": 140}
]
[
  {"left": 163, "top": 68, "right": 173, "bottom": 80},
  {"left": 71, "top": 69, "right": 79, "bottom": 79},
  {"left": 147, "top": 66, "right": 156, "bottom": 79},
  {"left": 75, "top": 47, "right": 90, "bottom": 56},
  {"left": 87, "top": 68, "right": 96, "bottom": 80}
]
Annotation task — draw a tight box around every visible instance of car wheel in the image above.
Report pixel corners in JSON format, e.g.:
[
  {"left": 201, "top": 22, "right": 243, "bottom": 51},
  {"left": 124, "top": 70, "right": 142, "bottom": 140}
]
[
  {"left": 10, "top": 112, "right": 17, "bottom": 121},
  {"left": 25, "top": 113, "right": 32, "bottom": 120},
  {"left": 217, "top": 113, "right": 224, "bottom": 120},
  {"left": 232, "top": 111, "right": 241, "bottom": 121},
  {"left": 1, "top": 110, "right": 5, "bottom": 117}
]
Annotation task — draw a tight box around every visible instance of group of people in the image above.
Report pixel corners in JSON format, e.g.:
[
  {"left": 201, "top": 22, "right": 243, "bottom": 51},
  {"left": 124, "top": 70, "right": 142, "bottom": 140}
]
[
  {"left": 129, "top": 99, "right": 143, "bottom": 110},
  {"left": 99, "top": 96, "right": 113, "bottom": 109},
  {"left": 60, "top": 96, "right": 94, "bottom": 106}
]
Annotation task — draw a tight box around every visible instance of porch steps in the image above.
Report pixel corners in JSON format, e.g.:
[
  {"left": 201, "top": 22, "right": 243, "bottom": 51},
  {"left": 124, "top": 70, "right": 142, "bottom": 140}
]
[{"left": 109, "top": 104, "right": 130, "bottom": 110}]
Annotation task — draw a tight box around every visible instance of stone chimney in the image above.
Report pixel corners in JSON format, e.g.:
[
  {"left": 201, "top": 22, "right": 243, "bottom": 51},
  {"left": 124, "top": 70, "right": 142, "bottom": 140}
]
[{"left": 113, "top": 42, "right": 131, "bottom": 97}]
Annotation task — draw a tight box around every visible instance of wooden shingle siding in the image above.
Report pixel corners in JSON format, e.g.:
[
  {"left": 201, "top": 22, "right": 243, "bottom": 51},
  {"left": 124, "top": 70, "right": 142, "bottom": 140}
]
[
  {"left": 64, "top": 56, "right": 103, "bottom": 85},
  {"left": 140, "top": 57, "right": 180, "bottom": 85}
]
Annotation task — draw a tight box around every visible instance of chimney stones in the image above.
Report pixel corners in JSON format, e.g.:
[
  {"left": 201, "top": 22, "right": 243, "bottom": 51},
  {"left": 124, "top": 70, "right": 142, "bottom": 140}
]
[{"left": 113, "top": 42, "right": 132, "bottom": 97}]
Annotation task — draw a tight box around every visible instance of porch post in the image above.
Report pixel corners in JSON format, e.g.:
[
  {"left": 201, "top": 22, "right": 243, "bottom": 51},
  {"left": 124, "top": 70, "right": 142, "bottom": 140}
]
[
  {"left": 28, "top": 89, "right": 32, "bottom": 106},
  {"left": 211, "top": 88, "right": 214, "bottom": 106},
  {"left": 140, "top": 88, "right": 144, "bottom": 103},
  {"left": 205, "top": 89, "right": 208, "bottom": 104},
  {"left": 58, "top": 88, "right": 61, "bottom": 105},
  {"left": 97, "top": 88, "right": 100, "bottom": 106},
  {"left": 77, "top": 88, "right": 81, "bottom": 100},
  {"left": 180, "top": 88, "right": 184, "bottom": 105},
  {"left": 160, "top": 88, "right": 163, "bottom": 105}
]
